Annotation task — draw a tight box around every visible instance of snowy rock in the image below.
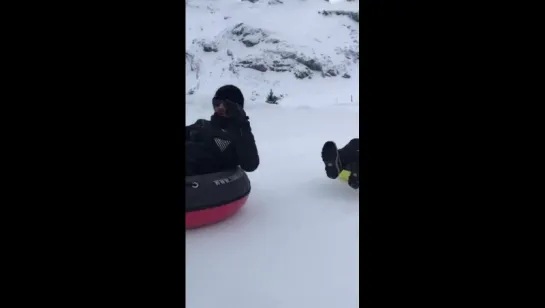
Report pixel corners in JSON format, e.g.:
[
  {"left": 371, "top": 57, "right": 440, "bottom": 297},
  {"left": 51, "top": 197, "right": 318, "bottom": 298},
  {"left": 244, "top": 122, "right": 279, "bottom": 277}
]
[
  {"left": 335, "top": 46, "right": 359, "bottom": 63},
  {"left": 242, "top": 0, "right": 284, "bottom": 4},
  {"left": 185, "top": 52, "right": 201, "bottom": 78},
  {"left": 293, "top": 65, "right": 312, "bottom": 79},
  {"left": 318, "top": 10, "right": 359, "bottom": 23},
  {"left": 186, "top": 0, "right": 359, "bottom": 103},
  {"left": 185, "top": 52, "right": 201, "bottom": 95},
  {"left": 227, "top": 23, "right": 272, "bottom": 47},
  {"left": 192, "top": 39, "right": 218, "bottom": 52},
  {"left": 237, "top": 58, "right": 269, "bottom": 72}
]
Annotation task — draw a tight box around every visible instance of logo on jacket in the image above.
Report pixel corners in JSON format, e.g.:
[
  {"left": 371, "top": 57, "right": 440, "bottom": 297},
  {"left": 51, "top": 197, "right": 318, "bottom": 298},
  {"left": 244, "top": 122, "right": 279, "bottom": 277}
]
[{"left": 214, "top": 138, "right": 231, "bottom": 152}]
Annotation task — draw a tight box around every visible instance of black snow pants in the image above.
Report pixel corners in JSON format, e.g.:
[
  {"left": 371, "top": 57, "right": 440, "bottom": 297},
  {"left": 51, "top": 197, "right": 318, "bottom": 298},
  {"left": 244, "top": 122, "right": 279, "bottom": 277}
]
[
  {"left": 338, "top": 138, "right": 359, "bottom": 172},
  {"left": 185, "top": 141, "right": 217, "bottom": 176}
]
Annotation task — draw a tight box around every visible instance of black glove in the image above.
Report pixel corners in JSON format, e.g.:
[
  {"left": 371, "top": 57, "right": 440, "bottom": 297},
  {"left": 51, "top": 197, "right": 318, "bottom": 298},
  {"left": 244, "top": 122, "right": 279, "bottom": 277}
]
[{"left": 225, "top": 100, "right": 249, "bottom": 125}]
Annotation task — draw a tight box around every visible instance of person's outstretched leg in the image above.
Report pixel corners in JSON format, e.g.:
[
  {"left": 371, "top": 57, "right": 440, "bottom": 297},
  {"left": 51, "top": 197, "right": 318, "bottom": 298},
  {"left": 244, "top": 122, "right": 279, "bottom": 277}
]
[
  {"left": 321, "top": 141, "right": 342, "bottom": 179},
  {"left": 338, "top": 138, "right": 359, "bottom": 165},
  {"left": 347, "top": 160, "right": 359, "bottom": 189},
  {"left": 339, "top": 138, "right": 359, "bottom": 189}
]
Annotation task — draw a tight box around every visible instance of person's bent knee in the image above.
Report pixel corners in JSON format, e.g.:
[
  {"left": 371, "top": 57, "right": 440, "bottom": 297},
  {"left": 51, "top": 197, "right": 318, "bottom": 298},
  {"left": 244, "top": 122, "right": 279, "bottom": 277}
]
[{"left": 347, "top": 138, "right": 359, "bottom": 149}]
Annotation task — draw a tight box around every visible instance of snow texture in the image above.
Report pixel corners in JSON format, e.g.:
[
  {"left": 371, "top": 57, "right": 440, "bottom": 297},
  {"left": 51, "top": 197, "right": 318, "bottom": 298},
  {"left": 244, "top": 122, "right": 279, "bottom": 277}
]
[
  {"left": 186, "top": 0, "right": 359, "bottom": 107},
  {"left": 186, "top": 1, "right": 359, "bottom": 307}
]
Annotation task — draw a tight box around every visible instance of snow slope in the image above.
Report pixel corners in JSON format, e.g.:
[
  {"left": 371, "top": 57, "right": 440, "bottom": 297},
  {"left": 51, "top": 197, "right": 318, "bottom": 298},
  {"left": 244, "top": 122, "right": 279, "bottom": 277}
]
[{"left": 186, "top": 1, "right": 359, "bottom": 307}]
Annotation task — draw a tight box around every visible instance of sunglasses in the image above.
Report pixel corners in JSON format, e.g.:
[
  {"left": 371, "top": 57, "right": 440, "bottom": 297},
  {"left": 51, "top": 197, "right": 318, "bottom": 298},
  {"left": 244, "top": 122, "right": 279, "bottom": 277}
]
[{"left": 212, "top": 97, "right": 237, "bottom": 107}]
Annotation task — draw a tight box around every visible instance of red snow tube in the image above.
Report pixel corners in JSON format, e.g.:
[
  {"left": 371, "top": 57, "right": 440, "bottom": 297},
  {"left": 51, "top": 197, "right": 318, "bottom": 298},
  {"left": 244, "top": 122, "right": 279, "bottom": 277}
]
[{"left": 185, "top": 167, "right": 251, "bottom": 229}]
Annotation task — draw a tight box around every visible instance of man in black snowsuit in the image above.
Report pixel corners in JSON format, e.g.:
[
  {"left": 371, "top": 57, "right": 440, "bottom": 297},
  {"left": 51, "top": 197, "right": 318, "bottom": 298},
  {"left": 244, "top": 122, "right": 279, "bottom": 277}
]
[
  {"left": 186, "top": 85, "right": 259, "bottom": 176},
  {"left": 321, "top": 139, "right": 359, "bottom": 189}
]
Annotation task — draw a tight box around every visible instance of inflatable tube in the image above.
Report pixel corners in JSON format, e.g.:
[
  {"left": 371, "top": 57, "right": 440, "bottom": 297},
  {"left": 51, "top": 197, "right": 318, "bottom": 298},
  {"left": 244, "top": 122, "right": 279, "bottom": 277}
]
[{"left": 185, "top": 167, "right": 251, "bottom": 229}]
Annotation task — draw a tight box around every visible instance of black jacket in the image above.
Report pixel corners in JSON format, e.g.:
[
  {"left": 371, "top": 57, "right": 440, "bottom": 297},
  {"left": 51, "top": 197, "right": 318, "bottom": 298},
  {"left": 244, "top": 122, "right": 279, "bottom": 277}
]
[{"left": 185, "top": 114, "right": 259, "bottom": 175}]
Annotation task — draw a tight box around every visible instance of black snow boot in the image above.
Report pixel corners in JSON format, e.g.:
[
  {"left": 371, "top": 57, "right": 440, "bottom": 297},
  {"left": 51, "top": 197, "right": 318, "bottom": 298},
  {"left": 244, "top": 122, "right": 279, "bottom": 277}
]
[
  {"left": 347, "top": 161, "right": 359, "bottom": 189},
  {"left": 321, "top": 141, "right": 342, "bottom": 179}
]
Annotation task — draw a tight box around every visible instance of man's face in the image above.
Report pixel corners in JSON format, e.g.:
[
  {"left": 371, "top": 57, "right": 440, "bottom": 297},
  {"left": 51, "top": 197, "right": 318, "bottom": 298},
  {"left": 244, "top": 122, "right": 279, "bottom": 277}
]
[{"left": 212, "top": 98, "right": 228, "bottom": 117}]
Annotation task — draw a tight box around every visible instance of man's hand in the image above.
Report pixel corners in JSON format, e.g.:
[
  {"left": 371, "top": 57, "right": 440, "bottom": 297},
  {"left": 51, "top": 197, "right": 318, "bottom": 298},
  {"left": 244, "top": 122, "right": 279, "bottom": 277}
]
[{"left": 225, "top": 100, "right": 248, "bottom": 124}]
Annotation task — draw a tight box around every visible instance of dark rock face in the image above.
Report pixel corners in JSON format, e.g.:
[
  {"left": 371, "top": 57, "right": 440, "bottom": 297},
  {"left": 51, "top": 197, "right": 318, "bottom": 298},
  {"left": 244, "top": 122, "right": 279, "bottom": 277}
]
[
  {"left": 294, "top": 66, "right": 312, "bottom": 79},
  {"left": 336, "top": 47, "right": 359, "bottom": 63},
  {"left": 202, "top": 44, "right": 218, "bottom": 52},
  {"left": 242, "top": 40, "right": 258, "bottom": 47},
  {"left": 238, "top": 59, "right": 269, "bottom": 72},
  {"left": 241, "top": 0, "right": 284, "bottom": 3},
  {"left": 270, "top": 60, "right": 292, "bottom": 72},
  {"left": 322, "top": 68, "right": 338, "bottom": 77},
  {"left": 229, "top": 23, "right": 272, "bottom": 47},
  {"left": 230, "top": 49, "right": 351, "bottom": 79},
  {"left": 318, "top": 10, "right": 359, "bottom": 23},
  {"left": 188, "top": 18, "right": 358, "bottom": 80},
  {"left": 186, "top": 0, "right": 359, "bottom": 100},
  {"left": 297, "top": 57, "right": 323, "bottom": 72},
  {"left": 185, "top": 51, "right": 201, "bottom": 95},
  {"left": 185, "top": 52, "right": 200, "bottom": 77},
  {"left": 192, "top": 39, "right": 218, "bottom": 52}
]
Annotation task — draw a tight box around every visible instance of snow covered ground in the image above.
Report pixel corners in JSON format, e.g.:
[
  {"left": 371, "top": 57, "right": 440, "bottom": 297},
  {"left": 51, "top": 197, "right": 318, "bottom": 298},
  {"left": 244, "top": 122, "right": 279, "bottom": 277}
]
[
  {"left": 186, "top": 0, "right": 359, "bottom": 108},
  {"left": 186, "top": 1, "right": 359, "bottom": 307}
]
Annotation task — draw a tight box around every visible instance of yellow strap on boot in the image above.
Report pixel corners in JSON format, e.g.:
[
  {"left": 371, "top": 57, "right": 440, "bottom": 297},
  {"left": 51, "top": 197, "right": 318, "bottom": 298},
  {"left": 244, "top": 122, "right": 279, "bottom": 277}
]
[{"left": 339, "top": 170, "right": 351, "bottom": 182}]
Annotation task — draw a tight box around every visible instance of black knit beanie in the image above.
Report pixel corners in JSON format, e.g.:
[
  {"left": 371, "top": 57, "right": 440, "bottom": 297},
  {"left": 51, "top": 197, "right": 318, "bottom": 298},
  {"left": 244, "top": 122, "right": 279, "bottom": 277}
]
[{"left": 213, "top": 85, "right": 245, "bottom": 108}]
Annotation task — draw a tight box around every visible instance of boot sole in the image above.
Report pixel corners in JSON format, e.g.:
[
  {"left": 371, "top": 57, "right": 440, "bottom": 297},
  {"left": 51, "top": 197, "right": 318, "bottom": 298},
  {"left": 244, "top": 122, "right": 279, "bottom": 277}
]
[{"left": 321, "top": 141, "right": 341, "bottom": 179}]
